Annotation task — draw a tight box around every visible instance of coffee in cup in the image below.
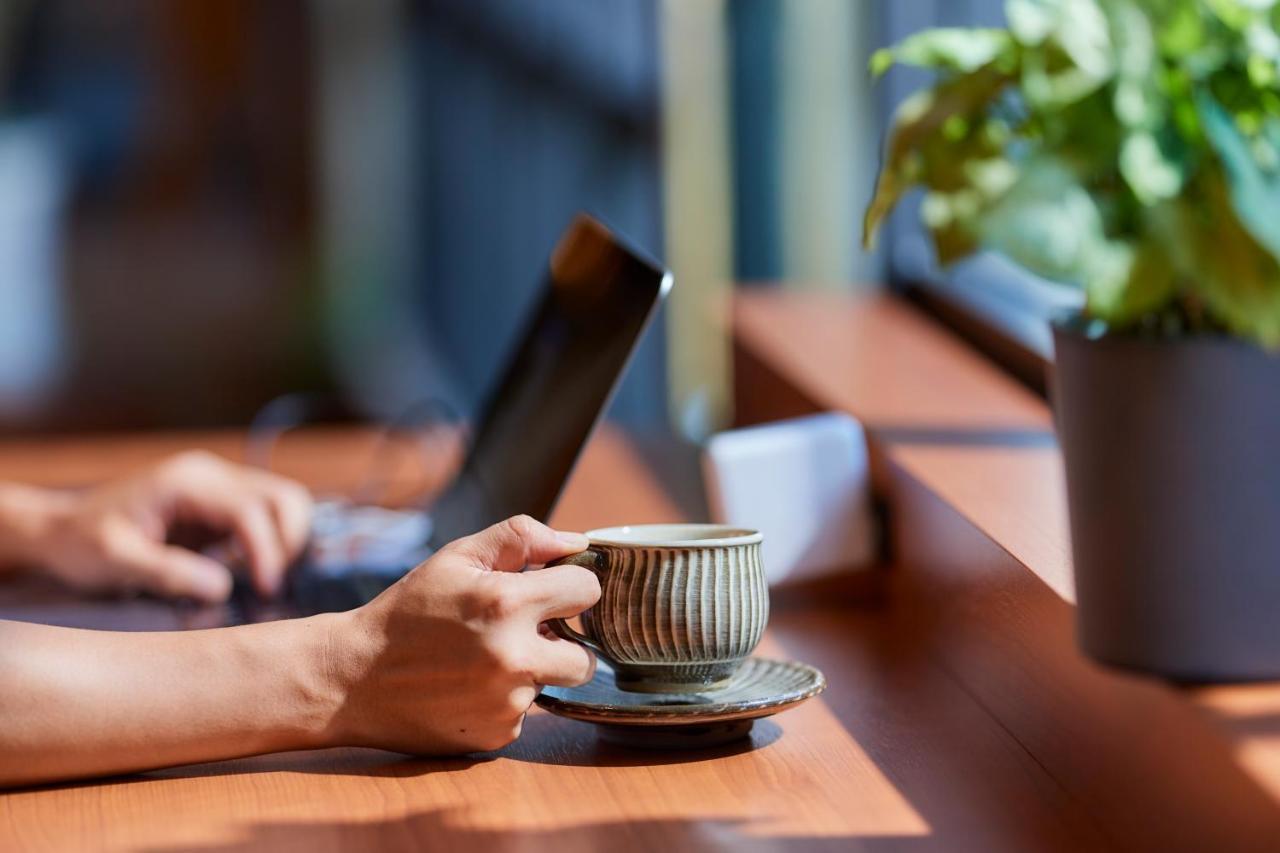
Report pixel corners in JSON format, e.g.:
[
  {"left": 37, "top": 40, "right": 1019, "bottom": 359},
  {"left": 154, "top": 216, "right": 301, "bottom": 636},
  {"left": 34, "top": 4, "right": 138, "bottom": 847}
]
[{"left": 548, "top": 524, "right": 768, "bottom": 693}]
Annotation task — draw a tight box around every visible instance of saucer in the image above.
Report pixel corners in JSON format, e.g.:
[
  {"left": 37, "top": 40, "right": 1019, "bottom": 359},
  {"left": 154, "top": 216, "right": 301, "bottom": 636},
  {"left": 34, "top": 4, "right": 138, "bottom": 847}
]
[{"left": 535, "top": 656, "right": 825, "bottom": 749}]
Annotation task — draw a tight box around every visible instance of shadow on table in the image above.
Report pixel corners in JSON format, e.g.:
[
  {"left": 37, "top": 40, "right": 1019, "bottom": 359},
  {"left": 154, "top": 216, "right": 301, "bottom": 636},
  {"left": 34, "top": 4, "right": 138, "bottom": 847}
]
[
  {"left": 503, "top": 715, "right": 783, "bottom": 768},
  {"left": 15, "top": 714, "right": 783, "bottom": 795},
  {"left": 873, "top": 425, "right": 1057, "bottom": 448},
  {"left": 137, "top": 805, "right": 932, "bottom": 853},
  {"left": 8, "top": 750, "right": 491, "bottom": 795}
]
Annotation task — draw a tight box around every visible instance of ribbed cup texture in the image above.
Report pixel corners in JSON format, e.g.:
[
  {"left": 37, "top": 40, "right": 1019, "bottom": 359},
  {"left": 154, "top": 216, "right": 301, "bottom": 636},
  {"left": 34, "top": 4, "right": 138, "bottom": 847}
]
[{"left": 581, "top": 542, "right": 768, "bottom": 665}]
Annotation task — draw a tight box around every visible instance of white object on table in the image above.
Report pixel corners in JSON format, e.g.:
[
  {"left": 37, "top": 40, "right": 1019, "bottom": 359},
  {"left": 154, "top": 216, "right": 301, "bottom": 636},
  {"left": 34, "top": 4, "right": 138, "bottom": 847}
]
[{"left": 702, "top": 412, "right": 876, "bottom": 586}]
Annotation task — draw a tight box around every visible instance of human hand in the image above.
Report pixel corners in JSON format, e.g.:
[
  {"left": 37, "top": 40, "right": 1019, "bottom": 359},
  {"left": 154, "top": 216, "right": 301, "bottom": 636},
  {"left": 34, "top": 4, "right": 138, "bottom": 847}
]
[
  {"left": 325, "top": 515, "right": 600, "bottom": 754},
  {"left": 29, "top": 451, "right": 313, "bottom": 602}
]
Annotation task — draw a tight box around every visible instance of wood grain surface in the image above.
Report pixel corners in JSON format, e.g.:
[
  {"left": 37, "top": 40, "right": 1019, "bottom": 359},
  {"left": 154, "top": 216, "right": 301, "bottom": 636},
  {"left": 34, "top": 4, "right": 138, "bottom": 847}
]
[
  {"left": 6, "top": 286, "right": 1280, "bottom": 850},
  {"left": 0, "top": 424, "right": 924, "bottom": 852},
  {"left": 734, "top": 289, "right": 1280, "bottom": 848},
  {"left": 0, "top": 425, "right": 463, "bottom": 509},
  {"left": 732, "top": 289, "right": 1051, "bottom": 432}
]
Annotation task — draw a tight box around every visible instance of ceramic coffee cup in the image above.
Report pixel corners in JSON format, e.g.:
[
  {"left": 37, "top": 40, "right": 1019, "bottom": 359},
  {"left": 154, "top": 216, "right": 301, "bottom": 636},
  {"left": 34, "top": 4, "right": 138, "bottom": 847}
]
[{"left": 548, "top": 524, "right": 769, "bottom": 693}]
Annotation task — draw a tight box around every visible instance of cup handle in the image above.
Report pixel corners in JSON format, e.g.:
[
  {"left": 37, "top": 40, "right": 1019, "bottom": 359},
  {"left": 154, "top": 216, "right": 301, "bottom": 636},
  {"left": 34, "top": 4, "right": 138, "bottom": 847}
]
[{"left": 545, "top": 547, "right": 610, "bottom": 659}]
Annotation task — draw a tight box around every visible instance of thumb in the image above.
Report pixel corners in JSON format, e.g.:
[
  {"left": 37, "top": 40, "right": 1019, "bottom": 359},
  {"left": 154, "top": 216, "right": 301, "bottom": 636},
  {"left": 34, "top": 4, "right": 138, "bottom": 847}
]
[
  {"left": 115, "top": 532, "right": 234, "bottom": 603},
  {"left": 451, "top": 515, "right": 589, "bottom": 572}
]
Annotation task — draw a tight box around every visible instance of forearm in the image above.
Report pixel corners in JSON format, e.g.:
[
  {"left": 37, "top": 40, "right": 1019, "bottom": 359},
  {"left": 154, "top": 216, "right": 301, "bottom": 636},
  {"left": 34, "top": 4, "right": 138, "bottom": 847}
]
[{"left": 0, "top": 613, "right": 350, "bottom": 788}]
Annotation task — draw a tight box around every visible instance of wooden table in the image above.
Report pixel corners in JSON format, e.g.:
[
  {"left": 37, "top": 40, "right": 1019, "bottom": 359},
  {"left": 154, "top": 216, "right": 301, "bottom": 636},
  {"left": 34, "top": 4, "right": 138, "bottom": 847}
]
[
  {"left": 734, "top": 289, "right": 1280, "bottom": 850},
  {"left": 5, "top": 281, "right": 1280, "bottom": 851},
  {"left": 0, "top": 424, "right": 933, "bottom": 852}
]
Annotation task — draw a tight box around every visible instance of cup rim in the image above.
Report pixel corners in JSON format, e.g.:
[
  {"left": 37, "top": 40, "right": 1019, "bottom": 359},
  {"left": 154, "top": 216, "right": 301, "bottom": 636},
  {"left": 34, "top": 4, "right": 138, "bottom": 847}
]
[{"left": 585, "top": 523, "right": 762, "bottom": 548}]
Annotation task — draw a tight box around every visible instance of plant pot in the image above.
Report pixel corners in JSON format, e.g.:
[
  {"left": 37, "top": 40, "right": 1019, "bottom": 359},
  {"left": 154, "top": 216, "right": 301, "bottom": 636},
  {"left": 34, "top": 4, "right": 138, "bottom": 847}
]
[{"left": 1052, "top": 321, "right": 1280, "bottom": 682}]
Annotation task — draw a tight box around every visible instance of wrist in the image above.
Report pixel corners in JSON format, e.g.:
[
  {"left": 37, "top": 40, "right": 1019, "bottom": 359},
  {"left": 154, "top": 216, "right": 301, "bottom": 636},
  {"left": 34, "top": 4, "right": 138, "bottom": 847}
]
[
  {"left": 266, "top": 611, "right": 351, "bottom": 750},
  {"left": 286, "top": 609, "right": 373, "bottom": 750},
  {"left": 0, "top": 484, "right": 78, "bottom": 573}
]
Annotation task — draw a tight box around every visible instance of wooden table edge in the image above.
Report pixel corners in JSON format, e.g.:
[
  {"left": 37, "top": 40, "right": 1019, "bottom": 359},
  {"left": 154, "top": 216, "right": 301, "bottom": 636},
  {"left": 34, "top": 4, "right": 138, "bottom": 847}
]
[{"left": 732, "top": 287, "right": 1280, "bottom": 828}]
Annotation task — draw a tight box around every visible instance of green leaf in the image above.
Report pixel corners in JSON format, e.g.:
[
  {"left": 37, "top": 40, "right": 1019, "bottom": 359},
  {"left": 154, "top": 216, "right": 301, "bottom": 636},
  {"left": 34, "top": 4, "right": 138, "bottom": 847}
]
[
  {"left": 1158, "top": 2, "right": 1206, "bottom": 57},
  {"left": 1006, "top": 0, "right": 1057, "bottom": 45},
  {"left": 1055, "top": 0, "right": 1115, "bottom": 78},
  {"left": 1086, "top": 238, "right": 1177, "bottom": 325},
  {"left": 874, "top": 28, "right": 1014, "bottom": 74},
  {"left": 974, "top": 155, "right": 1126, "bottom": 288},
  {"left": 870, "top": 48, "right": 895, "bottom": 77},
  {"left": 864, "top": 67, "right": 1012, "bottom": 248},
  {"left": 1020, "top": 50, "right": 1111, "bottom": 110},
  {"left": 1007, "top": 0, "right": 1114, "bottom": 73},
  {"left": 1207, "top": 0, "right": 1270, "bottom": 31},
  {"left": 863, "top": 0, "right": 1280, "bottom": 344},
  {"left": 1258, "top": 115, "right": 1280, "bottom": 168},
  {"left": 1119, "top": 131, "right": 1185, "bottom": 202},
  {"left": 1247, "top": 52, "right": 1278, "bottom": 84},
  {"left": 1108, "top": 0, "right": 1160, "bottom": 127},
  {"left": 1198, "top": 91, "right": 1280, "bottom": 260},
  {"left": 966, "top": 157, "right": 1020, "bottom": 198},
  {"left": 1177, "top": 167, "right": 1280, "bottom": 345},
  {"left": 921, "top": 191, "right": 983, "bottom": 263},
  {"left": 1247, "top": 18, "right": 1280, "bottom": 59}
]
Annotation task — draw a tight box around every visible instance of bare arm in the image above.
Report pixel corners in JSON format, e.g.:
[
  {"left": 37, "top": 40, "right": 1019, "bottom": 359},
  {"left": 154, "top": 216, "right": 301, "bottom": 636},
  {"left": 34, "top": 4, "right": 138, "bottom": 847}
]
[
  {"left": 0, "top": 516, "right": 598, "bottom": 789},
  {"left": 0, "top": 615, "right": 340, "bottom": 787}
]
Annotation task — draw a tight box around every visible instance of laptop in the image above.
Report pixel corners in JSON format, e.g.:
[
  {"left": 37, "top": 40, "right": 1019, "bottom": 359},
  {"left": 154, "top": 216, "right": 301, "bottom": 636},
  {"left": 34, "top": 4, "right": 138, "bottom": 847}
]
[{"left": 3, "top": 214, "right": 671, "bottom": 631}]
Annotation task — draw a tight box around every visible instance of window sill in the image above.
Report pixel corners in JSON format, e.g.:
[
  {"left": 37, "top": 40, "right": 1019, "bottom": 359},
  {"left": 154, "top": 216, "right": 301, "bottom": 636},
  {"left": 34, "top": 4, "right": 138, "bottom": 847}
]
[{"left": 733, "top": 286, "right": 1280, "bottom": 822}]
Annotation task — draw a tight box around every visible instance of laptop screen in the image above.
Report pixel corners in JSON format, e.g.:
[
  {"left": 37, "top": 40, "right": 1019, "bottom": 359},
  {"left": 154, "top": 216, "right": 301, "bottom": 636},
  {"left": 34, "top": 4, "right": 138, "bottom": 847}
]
[{"left": 427, "top": 215, "right": 671, "bottom": 547}]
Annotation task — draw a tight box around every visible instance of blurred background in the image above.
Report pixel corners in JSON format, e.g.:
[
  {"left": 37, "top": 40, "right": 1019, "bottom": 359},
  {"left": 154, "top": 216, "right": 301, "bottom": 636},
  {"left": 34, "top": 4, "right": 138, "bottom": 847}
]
[{"left": 0, "top": 0, "right": 1051, "bottom": 443}]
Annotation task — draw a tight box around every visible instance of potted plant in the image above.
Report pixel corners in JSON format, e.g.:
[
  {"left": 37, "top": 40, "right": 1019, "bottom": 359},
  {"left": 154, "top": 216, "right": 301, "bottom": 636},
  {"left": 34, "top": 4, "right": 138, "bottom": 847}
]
[{"left": 864, "top": 0, "right": 1280, "bottom": 681}]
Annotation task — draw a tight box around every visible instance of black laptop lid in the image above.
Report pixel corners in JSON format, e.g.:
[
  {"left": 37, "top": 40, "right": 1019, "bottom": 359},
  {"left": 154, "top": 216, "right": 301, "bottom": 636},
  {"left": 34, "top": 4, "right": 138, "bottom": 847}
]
[{"left": 427, "top": 215, "right": 671, "bottom": 547}]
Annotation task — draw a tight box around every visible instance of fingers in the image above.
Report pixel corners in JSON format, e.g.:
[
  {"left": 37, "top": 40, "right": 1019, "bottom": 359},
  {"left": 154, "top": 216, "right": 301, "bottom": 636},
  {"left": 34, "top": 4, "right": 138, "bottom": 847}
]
[
  {"left": 246, "top": 470, "right": 313, "bottom": 561},
  {"left": 111, "top": 529, "right": 233, "bottom": 603},
  {"left": 227, "top": 499, "right": 287, "bottom": 597},
  {"left": 451, "top": 515, "right": 589, "bottom": 573},
  {"left": 159, "top": 453, "right": 313, "bottom": 597},
  {"left": 519, "top": 563, "right": 601, "bottom": 621},
  {"left": 239, "top": 470, "right": 313, "bottom": 596},
  {"left": 531, "top": 633, "right": 597, "bottom": 687}
]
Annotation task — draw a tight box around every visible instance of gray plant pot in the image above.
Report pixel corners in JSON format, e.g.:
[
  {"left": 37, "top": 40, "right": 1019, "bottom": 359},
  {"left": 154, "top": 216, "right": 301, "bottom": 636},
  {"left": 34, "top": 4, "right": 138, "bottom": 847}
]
[{"left": 1052, "top": 321, "right": 1280, "bottom": 682}]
